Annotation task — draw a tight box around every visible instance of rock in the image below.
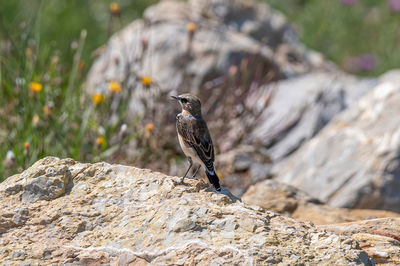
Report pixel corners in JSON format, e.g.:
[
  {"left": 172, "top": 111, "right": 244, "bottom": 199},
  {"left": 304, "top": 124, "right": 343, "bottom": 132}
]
[
  {"left": 244, "top": 72, "right": 377, "bottom": 161},
  {"left": 1, "top": 157, "right": 74, "bottom": 203},
  {"left": 242, "top": 179, "right": 400, "bottom": 225},
  {"left": 218, "top": 72, "right": 376, "bottom": 196},
  {"left": 0, "top": 157, "right": 373, "bottom": 264},
  {"left": 217, "top": 145, "right": 272, "bottom": 196},
  {"left": 86, "top": 0, "right": 318, "bottom": 99},
  {"left": 243, "top": 179, "right": 320, "bottom": 214},
  {"left": 319, "top": 218, "right": 400, "bottom": 265},
  {"left": 12, "top": 208, "right": 29, "bottom": 226},
  {"left": 84, "top": 0, "right": 378, "bottom": 196},
  {"left": 86, "top": 0, "right": 286, "bottom": 121},
  {"left": 272, "top": 70, "right": 400, "bottom": 212}
]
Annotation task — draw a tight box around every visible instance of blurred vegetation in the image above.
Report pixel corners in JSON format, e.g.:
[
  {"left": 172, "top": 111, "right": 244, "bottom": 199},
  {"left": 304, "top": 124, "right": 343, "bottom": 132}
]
[
  {"left": 267, "top": 0, "right": 400, "bottom": 76},
  {"left": 0, "top": 0, "right": 156, "bottom": 179},
  {"left": 0, "top": 0, "right": 399, "bottom": 180},
  {"left": 0, "top": 0, "right": 155, "bottom": 65}
]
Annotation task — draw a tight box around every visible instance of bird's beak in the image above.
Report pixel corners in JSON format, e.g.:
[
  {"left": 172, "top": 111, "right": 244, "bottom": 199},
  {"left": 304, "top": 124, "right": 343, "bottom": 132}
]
[{"left": 171, "top": 95, "right": 179, "bottom": 100}]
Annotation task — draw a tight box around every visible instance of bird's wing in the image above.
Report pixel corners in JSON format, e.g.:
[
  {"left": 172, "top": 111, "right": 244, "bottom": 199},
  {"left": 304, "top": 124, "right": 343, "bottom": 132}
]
[{"left": 176, "top": 114, "right": 215, "bottom": 171}]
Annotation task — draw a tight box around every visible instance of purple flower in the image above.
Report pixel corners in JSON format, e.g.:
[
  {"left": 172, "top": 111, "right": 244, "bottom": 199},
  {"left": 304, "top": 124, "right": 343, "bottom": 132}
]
[
  {"left": 342, "top": 54, "right": 377, "bottom": 73},
  {"left": 340, "top": 0, "right": 357, "bottom": 6},
  {"left": 388, "top": 0, "right": 400, "bottom": 12},
  {"left": 358, "top": 54, "right": 377, "bottom": 71}
]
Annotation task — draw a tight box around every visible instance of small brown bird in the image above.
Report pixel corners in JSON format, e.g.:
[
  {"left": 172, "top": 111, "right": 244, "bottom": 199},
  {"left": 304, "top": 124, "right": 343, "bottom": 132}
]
[{"left": 171, "top": 93, "right": 221, "bottom": 191}]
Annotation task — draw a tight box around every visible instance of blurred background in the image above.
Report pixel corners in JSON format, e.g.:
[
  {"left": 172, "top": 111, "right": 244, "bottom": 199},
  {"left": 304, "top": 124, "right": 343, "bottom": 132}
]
[
  {"left": 0, "top": 0, "right": 156, "bottom": 177},
  {"left": 1, "top": 0, "right": 400, "bottom": 213}
]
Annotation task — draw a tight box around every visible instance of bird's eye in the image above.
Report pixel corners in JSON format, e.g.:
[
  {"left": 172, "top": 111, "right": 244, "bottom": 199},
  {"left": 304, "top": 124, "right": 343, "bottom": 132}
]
[{"left": 181, "top": 98, "right": 188, "bottom": 104}]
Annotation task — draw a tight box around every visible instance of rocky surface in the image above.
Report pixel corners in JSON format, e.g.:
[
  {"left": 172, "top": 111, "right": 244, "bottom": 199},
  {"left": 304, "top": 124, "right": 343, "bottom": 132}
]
[
  {"left": 0, "top": 157, "right": 373, "bottom": 265},
  {"left": 242, "top": 179, "right": 400, "bottom": 225},
  {"left": 85, "top": 0, "right": 377, "bottom": 195},
  {"left": 272, "top": 69, "right": 400, "bottom": 212},
  {"left": 320, "top": 218, "right": 400, "bottom": 265},
  {"left": 217, "top": 72, "right": 376, "bottom": 195}
]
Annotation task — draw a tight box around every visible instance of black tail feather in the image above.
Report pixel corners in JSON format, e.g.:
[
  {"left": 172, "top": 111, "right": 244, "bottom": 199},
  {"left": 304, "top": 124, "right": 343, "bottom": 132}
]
[{"left": 205, "top": 170, "right": 221, "bottom": 191}]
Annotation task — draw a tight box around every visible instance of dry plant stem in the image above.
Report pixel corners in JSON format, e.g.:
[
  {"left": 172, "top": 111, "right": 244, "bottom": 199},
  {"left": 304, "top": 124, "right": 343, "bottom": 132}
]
[{"left": 66, "top": 29, "right": 87, "bottom": 107}]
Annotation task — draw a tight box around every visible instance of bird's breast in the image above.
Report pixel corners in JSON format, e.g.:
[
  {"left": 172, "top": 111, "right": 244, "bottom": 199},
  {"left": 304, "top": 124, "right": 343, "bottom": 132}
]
[{"left": 177, "top": 134, "right": 203, "bottom": 165}]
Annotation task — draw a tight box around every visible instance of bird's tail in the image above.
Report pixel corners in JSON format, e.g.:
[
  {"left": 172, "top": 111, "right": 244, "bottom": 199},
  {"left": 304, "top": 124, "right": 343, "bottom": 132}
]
[{"left": 205, "top": 169, "right": 221, "bottom": 192}]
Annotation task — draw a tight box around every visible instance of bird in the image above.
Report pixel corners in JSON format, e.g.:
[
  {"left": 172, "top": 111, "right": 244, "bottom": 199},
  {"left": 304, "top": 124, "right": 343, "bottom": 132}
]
[{"left": 171, "top": 93, "right": 221, "bottom": 192}]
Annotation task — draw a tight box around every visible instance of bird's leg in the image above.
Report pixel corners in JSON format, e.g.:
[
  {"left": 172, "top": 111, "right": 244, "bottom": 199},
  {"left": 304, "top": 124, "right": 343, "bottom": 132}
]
[
  {"left": 181, "top": 157, "right": 193, "bottom": 183},
  {"left": 191, "top": 165, "right": 201, "bottom": 179}
]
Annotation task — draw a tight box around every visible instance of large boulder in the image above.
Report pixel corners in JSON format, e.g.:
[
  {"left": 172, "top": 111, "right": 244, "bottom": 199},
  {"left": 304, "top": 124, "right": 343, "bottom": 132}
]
[
  {"left": 242, "top": 179, "right": 400, "bottom": 225},
  {"left": 85, "top": 0, "right": 377, "bottom": 196},
  {"left": 216, "top": 72, "right": 376, "bottom": 195},
  {"left": 272, "top": 70, "right": 400, "bottom": 212},
  {"left": 0, "top": 157, "right": 372, "bottom": 265}
]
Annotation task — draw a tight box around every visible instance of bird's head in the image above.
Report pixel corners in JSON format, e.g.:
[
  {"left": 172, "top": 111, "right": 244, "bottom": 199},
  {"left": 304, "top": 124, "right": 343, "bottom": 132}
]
[{"left": 171, "top": 93, "right": 202, "bottom": 117}]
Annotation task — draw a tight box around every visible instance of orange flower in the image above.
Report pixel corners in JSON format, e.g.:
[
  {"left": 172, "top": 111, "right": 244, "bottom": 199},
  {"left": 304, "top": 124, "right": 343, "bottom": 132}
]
[
  {"left": 92, "top": 93, "right": 105, "bottom": 104},
  {"left": 187, "top": 22, "right": 196, "bottom": 33},
  {"left": 140, "top": 76, "right": 152, "bottom": 86},
  {"left": 43, "top": 105, "right": 52, "bottom": 116},
  {"left": 96, "top": 136, "right": 105, "bottom": 147},
  {"left": 145, "top": 123, "right": 154, "bottom": 133},
  {"left": 108, "top": 81, "right": 122, "bottom": 93},
  {"left": 110, "top": 2, "right": 120, "bottom": 15},
  {"left": 24, "top": 142, "right": 30, "bottom": 156},
  {"left": 145, "top": 123, "right": 154, "bottom": 138},
  {"left": 29, "top": 82, "right": 42, "bottom": 93},
  {"left": 24, "top": 142, "right": 30, "bottom": 149}
]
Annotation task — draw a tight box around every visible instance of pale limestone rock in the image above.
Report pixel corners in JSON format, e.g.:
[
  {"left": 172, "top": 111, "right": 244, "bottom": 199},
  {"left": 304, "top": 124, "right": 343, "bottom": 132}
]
[
  {"left": 272, "top": 71, "right": 400, "bottom": 212},
  {"left": 242, "top": 179, "right": 400, "bottom": 225},
  {"left": 0, "top": 157, "right": 372, "bottom": 265},
  {"left": 320, "top": 218, "right": 400, "bottom": 265}
]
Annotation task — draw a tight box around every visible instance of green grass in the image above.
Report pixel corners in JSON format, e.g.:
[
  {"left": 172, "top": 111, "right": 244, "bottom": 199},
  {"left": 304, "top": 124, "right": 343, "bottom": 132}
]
[
  {"left": 266, "top": 0, "right": 400, "bottom": 76},
  {"left": 0, "top": 0, "right": 156, "bottom": 65},
  {"left": 0, "top": 0, "right": 157, "bottom": 179},
  {"left": 1, "top": 0, "right": 399, "bottom": 180}
]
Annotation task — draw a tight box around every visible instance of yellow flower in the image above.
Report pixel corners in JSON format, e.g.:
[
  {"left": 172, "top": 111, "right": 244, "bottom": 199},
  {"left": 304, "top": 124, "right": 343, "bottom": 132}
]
[
  {"left": 140, "top": 76, "right": 152, "bottom": 86},
  {"left": 96, "top": 136, "right": 105, "bottom": 147},
  {"left": 110, "top": 2, "right": 120, "bottom": 15},
  {"left": 24, "top": 142, "right": 30, "bottom": 149},
  {"left": 29, "top": 82, "right": 42, "bottom": 93},
  {"left": 92, "top": 93, "right": 105, "bottom": 104},
  {"left": 32, "top": 114, "right": 40, "bottom": 126},
  {"left": 187, "top": 22, "right": 196, "bottom": 33},
  {"left": 109, "top": 81, "right": 122, "bottom": 93}
]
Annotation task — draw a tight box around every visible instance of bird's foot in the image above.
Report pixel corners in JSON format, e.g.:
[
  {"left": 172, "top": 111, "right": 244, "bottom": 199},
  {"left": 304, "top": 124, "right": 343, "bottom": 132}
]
[
  {"left": 204, "top": 185, "right": 221, "bottom": 193},
  {"left": 186, "top": 174, "right": 197, "bottom": 180},
  {"left": 173, "top": 176, "right": 186, "bottom": 186}
]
